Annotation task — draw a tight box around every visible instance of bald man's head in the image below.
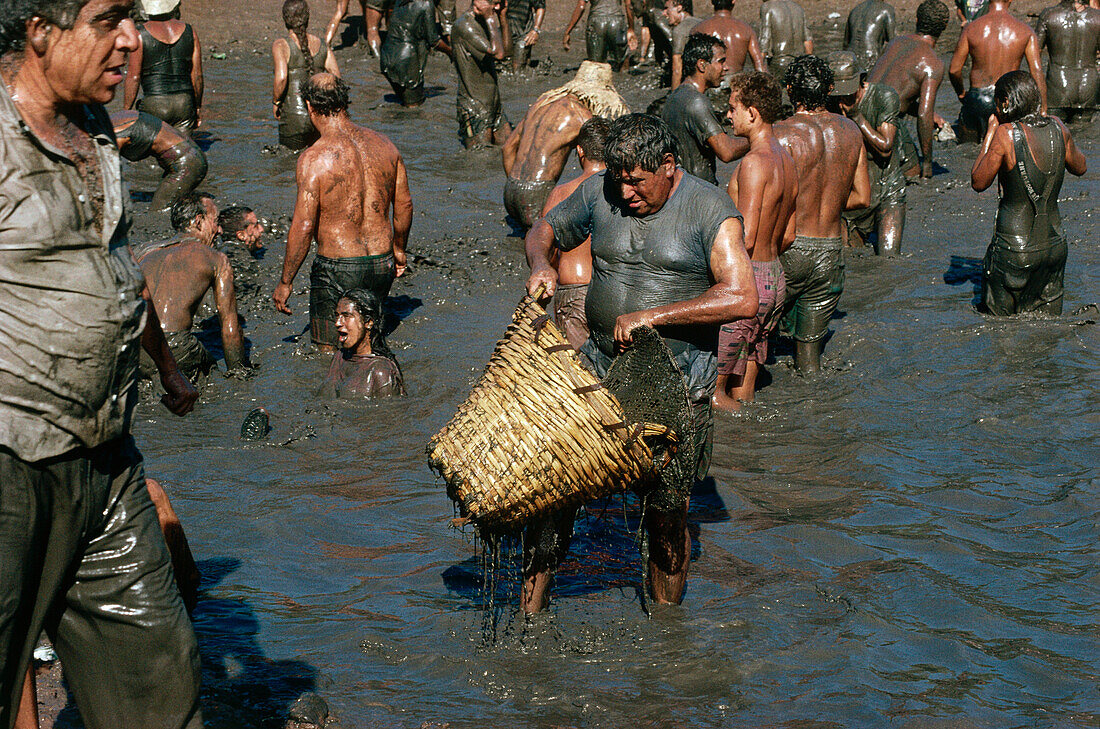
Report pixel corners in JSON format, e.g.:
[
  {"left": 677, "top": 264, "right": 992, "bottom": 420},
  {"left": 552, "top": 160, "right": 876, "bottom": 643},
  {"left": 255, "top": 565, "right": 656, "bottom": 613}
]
[{"left": 303, "top": 73, "right": 350, "bottom": 116}]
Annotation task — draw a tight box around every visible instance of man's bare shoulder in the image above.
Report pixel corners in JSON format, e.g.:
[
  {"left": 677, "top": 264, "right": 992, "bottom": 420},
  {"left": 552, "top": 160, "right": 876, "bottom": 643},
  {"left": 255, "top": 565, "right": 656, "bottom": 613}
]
[{"left": 544, "top": 171, "right": 591, "bottom": 212}]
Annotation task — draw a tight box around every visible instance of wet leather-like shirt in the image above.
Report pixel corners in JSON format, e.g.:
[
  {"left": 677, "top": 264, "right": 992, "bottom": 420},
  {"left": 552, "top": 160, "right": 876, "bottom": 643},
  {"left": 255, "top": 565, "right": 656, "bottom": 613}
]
[
  {"left": 546, "top": 169, "right": 741, "bottom": 361},
  {"left": 451, "top": 13, "right": 502, "bottom": 112},
  {"left": 856, "top": 81, "right": 905, "bottom": 201},
  {"left": 320, "top": 352, "right": 406, "bottom": 398},
  {"left": 0, "top": 84, "right": 146, "bottom": 462},
  {"left": 661, "top": 83, "right": 726, "bottom": 184}
]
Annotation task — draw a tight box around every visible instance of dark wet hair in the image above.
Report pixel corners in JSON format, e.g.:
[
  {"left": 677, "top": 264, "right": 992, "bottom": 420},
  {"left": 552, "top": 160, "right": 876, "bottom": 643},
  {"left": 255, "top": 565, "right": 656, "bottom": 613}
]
[
  {"left": 729, "top": 71, "right": 782, "bottom": 124},
  {"left": 170, "top": 192, "right": 215, "bottom": 232},
  {"left": 218, "top": 205, "right": 254, "bottom": 238},
  {"left": 303, "top": 73, "right": 349, "bottom": 115},
  {"left": 682, "top": 33, "right": 722, "bottom": 77},
  {"left": 282, "top": 0, "right": 314, "bottom": 76},
  {"left": 786, "top": 54, "right": 833, "bottom": 111},
  {"left": 604, "top": 113, "right": 677, "bottom": 177},
  {"left": 712, "top": 0, "right": 733, "bottom": 10},
  {"left": 339, "top": 288, "right": 394, "bottom": 359},
  {"left": 0, "top": 0, "right": 88, "bottom": 54},
  {"left": 576, "top": 117, "right": 611, "bottom": 162},
  {"left": 915, "top": 0, "right": 949, "bottom": 37},
  {"left": 994, "top": 70, "right": 1042, "bottom": 123}
]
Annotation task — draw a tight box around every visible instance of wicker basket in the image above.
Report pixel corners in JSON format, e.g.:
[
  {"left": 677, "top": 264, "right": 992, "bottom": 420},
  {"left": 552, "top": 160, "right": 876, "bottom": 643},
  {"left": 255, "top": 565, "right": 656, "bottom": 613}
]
[{"left": 427, "top": 293, "right": 668, "bottom": 534}]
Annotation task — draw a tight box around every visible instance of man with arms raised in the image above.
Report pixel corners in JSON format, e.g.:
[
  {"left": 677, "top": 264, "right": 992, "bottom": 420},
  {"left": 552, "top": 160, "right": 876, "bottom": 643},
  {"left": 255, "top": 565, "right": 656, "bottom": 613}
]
[
  {"left": 661, "top": 33, "right": 748, "bottom": 185},
  {"left": 693, "top": 0, "right": 766, "bottom": 77},
  {"left": 275, "top": 74, "right": 413, "bottom": 353},
  {"left": 949, "top": 0, "right": 1045, "bottom": 142},
  {"left": 759, "top": 0, "right": 813, "bottom": 81},
  {"left": 845, "top": 0, "right": 897, "bottom": 72},
  {"left": 502, "top": 61, "right": 628, "bottom": 229},
  {"left": 523, "top": 113, "right": 758, "bottom": 612},
  {"left": 1034, "top": 0, "right": 1100, "bottom": 122},
  {"left": 867, "top": 0, "right": 950, "bottom": 179},
  {"left": 539, "top": 117, "right": 613, "bottom": 351},
  {"left": 714, "top": 71, "right": 797, "bottom": 410},
  {"left": 0, "top": 1, "right": 202, "bottom": 726},
  {"left": 138, "top": 192, "right": 250, "bottom": 382},
  {"left": 774, "top": 56, "right": 870, "bottom": 373}
]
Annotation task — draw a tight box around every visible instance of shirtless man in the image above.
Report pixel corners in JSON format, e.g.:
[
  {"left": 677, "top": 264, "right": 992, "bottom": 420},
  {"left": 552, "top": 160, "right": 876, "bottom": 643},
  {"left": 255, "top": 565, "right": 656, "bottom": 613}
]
[
  {"left": 540, "top": 117, "right": 612, "bottom": 350},
  {"left": 660, "top": 33, "right": 748, "bottom": 184},
  {"left": 274, "top": 74, "right": 413, "bottom": 352},
  {"left": 716, "top": 71, "right": 797, "bottom": 410},
  {"left": 502, "top": 61, "right": 628, "bottom": 228},
  {"left": 868, "top": 0, "right": 950, "bottom": 178},
  {"left": 845, "top": 0, "right": 897, "bottom": 72},
  {"left": 112, "top": 109, "right": 207, "bottom": 211},
  {"left": 451, "top": 0, "right": 512, "bottom": 148},
  {"left": 1035, "top": 0, "right": 1100, "bottom": 121},
  {"left": 949, "top": 0, "right": 1046, "bottom": 142},
  {"left": 775, "top": 55, "right": 871, "bottom": 373},
  {"left": 693, "top": 0, "right": 767, "bottom": 79},
  {"left": 664, "top": 0, "right": 701, "bottom": 88},
  {"left": 138, "top": 192, "right": 249, "bottom": 380},
  {"left": 759, "top": 0, "right": 813, "bottom": 82}
]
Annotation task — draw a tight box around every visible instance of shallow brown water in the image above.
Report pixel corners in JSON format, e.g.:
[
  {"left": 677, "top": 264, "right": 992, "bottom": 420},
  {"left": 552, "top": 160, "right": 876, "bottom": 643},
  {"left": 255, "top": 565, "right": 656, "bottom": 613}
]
[{"left": 99, "top": 24, "right": 1100, "bottom": 729}]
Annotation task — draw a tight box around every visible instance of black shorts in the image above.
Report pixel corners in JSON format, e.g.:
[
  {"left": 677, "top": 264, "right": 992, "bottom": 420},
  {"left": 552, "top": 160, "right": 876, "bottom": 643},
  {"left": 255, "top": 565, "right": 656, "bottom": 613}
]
[{"left": 309, "top": 252, "right": 396, "bottom": 346}]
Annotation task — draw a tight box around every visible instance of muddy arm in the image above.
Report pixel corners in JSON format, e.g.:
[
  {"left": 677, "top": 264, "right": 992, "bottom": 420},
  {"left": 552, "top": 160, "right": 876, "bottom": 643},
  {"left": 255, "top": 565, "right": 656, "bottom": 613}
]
[
  {"left": 124, "top": 37, "right": 143, "bottom": 109},
  {"left": 272, "top": 40, "right": 289, "bottom": 118},
  {"left": 846, "top": 144, "right": 871, "bottom": 210},
  {"left": 948, "top": 30, "right": 968, "bottom": 99},
  {"left": 1023, "top": 33, "right": 1047, "bottom": 114},
  {"left": 191, "top": 31, "right": 204, "bottom": 117},
  {"left": 274, "top": 154, "right": 321, "bottom": 314},
  {"left": 393, "top": 157, "right": 413, "bottom": 276},
  {"left": 326, "top": 0, "right": 351, "bottom": 46},
  {"left": 213, "top": 252, "right": 247, "bottom": 370}
]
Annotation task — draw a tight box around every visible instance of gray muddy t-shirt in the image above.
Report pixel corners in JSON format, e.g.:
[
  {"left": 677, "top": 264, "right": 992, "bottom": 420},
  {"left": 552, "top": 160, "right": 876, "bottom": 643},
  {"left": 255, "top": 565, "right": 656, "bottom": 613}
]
[
  {"left": 545, "top": 169, "right": 741, "bottom": 376},
  {"left": 660, "top": 83, "right": 726, "bottom": 184},
  {"left": 671, "top": 15, "right": 702, "bottom": 54},
  {"left": 451, "top": 12, "right": 501, "bottom": 113}
]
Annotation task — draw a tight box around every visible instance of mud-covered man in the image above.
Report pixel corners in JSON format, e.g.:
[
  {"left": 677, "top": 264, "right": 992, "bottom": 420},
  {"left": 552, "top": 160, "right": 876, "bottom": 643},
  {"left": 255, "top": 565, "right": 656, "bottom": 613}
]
[
  {"left": 774, "top": 55, "right": 870, "bottom": 373},
  {"left": 663, "top": 0, "right": 701, "bottom": 88},
  {"left": 275, "top": 74, "right": 413, "bottom": 352},
  {"left": 830, "top": 51, "right": 907, "bottom": 256},
  {"left": 451, "top": 0, "right": 513, "bottom": 147},
  {"left": 693, "top": 0, "right": 766, "bottom": 78},
  {"left": 502, "top": 61, "right": 628, "bottom": 229},
  {"left": 219, "top": 204, "right": 266, "bottom": 253},
  {"left": 949, "top": 0, "right": 1046, "bottom": 143},
  {"left": 523, "top": 113, "right": 758, "bottom": 612},
  {"left": 505, "top": 0, "right": 545, "bottom": 70},
  {"left": 112, "top": 109, "right": 207, "bottom": 211},
  {"left": 1035, "top": 0, "right": 1100, "bottom": 121},
  {"left": 715, "top": 71, "right": 797, "bottom": 410},
  {"left": 844, "top": 0, "right": 896, "bottom": 72},
  {"left": 759, "top": 0, "right": 813, "bottom": 82},
  {"left": 867, "top": 0, "right": 950, "bottom": 179},
  {"left": 540, "top": 117, "right": 613, "bottom": 351},
  {"left": 380, "top": 0, "right": 448, "bottom": 107},
  {"left": 660, "top": 33, "right": 748, "bottom": 185},
  {"left": 0, "top": 1, "right": 203, "bottom": 726},
  {"left": 138, "top": 192, "right": 249, "bottom": 381}
]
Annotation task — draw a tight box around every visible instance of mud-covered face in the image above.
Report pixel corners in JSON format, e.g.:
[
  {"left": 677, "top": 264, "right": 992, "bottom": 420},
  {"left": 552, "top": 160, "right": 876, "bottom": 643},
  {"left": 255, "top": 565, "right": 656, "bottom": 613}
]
[
  {"left": 237, "top": 211, "right": 265, "bottom": 250},
  {"left": 335, "top": 298, "right": 371, "bottom": 353},
  {"left": 38, "top": 0, "right": 139, "bottom": 105},
  {"left": 610, "top": 158, "right": 676, "bottom": 216},
  {"left": 706, "top": 48, "right": 727, "bottom": 86},
  {"left": 663, "top": 0, "right": 685, "bottom": 24}
]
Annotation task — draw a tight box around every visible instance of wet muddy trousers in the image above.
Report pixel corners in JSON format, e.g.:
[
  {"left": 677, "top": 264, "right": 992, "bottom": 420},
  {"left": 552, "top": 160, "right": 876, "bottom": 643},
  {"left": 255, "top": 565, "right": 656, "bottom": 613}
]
[
  {"left": 0, "top": 436, "right": 202, "bottom": 729},
  {"left": 980, "top": 236, "right": 1067, "bottom": 316}
]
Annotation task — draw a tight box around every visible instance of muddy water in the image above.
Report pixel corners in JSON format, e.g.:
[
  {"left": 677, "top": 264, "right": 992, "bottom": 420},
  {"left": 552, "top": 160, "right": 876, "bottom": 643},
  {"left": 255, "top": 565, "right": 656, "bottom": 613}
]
[{"left": 118, "top": 25, "right": 1100, "bottom": 729}]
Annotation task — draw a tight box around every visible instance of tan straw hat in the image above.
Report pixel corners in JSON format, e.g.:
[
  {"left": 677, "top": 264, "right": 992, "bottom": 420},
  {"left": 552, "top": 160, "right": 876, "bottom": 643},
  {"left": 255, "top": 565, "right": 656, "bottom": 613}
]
[
  {"left": 826, "top": 51, "right": 861, "bottom": 96},
  {"left": 142, "top": 0, "right": 181, "bottom": 15}
]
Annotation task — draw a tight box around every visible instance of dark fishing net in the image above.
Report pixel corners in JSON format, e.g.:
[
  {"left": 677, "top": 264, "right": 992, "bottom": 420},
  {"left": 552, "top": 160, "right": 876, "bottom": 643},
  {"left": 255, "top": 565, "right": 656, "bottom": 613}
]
[{"left": 602, "top": 326, "right": 697, "bottom": 513}]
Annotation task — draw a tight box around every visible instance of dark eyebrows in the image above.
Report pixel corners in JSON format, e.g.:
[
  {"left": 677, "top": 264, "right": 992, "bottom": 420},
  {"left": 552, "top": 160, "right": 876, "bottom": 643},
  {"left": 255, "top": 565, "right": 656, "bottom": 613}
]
[{"left": 91, "top": 2, "right": 134, "bottom": 22}]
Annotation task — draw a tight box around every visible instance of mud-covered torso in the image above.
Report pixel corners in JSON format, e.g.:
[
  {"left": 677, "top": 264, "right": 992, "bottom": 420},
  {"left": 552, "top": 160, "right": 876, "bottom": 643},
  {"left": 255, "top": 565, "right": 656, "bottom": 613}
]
[
  {"left": 283, "top": 37, "right": 329, "bottom": 120},
  {"left": 760, "top": 0, "right": 811, "bottom": 58},
  {"left": 451, "top": 13, "right": 501, "bottom": 110},
  {"left": 857, "top": 82, "right": 905, "bottom": 198},
  {"left": 996, "top": 119, "right": 1066, "bottom": 249},
  {"left": 139, "top": 23, "right": 195, "bottom": 97},
  {"left": 660, "top": 84, "right": 724, "bottom": 185},
  {"left": 846, "top": 0, "right": 895, "bottom": 68},
  {"left": 320, "top": 352, "right": 406, "bottom": 398},
  {"left": 546, "top": 170, "right": 741, "bottom": 358}
]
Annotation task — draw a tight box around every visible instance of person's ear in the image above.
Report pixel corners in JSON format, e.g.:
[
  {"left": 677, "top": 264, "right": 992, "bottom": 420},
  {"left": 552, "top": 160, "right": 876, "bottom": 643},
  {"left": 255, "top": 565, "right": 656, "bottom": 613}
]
[
  {"left": 27, "top": 16, "right": 54, "bottom": 55},
  {"left": 662, "top": 153, "right": 676, "bottom": 175}
]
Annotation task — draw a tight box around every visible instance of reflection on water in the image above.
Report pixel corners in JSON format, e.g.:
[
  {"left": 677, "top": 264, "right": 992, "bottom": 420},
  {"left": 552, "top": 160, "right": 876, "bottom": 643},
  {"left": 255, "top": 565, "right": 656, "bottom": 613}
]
[{"left": 123, "top": 29, "right": 1100, "bottom": 729}]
